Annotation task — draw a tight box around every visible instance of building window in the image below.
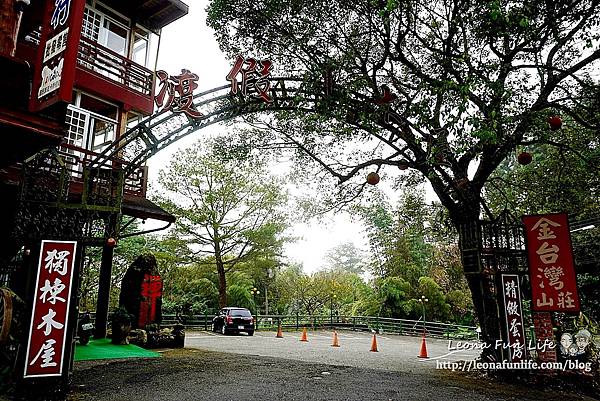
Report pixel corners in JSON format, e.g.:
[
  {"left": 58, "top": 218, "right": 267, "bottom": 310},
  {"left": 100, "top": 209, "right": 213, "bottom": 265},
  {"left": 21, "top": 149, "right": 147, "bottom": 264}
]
[
  {"left": 82, "top": 1, "right": 130, "bottom": 56},
  {"left": 65, "top": 93, "right": 119, "bottom": 160},
  {"left": 132, "top": 27, "right": 149, "bottom": 67}
]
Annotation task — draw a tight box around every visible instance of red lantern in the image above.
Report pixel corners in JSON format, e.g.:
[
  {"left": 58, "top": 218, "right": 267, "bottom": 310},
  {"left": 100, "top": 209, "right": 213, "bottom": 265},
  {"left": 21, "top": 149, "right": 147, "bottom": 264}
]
[
  {"left": 517, "top": 152, "right": 532, "bottom": 165},
  {"left": 398, "top": 160, "right": 409, "bottom": 170},
  {"left": 106, "top": 237, "right": 117, "bottom": 247},
  {"left": 366, "top": 172, "right": 380, "bottom": 185},
  {"left": 547, "top": 115, "right": 562, "bottom": 130}
]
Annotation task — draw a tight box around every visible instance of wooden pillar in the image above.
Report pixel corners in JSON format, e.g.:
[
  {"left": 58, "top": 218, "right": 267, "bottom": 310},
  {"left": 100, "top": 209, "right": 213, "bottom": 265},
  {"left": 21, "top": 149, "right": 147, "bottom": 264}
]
[
  {"left": 94, "top": 214, "right": 118, "bottom": 339},
  {"left": 0, "top": 0, "right": 28, "bottom": 57}
]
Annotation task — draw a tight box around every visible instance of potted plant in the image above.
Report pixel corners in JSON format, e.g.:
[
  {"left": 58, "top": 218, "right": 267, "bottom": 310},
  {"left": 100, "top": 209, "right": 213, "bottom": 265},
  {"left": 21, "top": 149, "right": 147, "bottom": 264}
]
[{"left": 110, "top": 306, "right": 133, "bottom": 345}]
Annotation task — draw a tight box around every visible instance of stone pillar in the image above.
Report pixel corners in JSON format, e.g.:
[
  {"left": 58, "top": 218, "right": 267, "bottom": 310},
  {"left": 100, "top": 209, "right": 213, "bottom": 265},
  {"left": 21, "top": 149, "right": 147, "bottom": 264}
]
[{"left": 532, "top": 312, "right": 557, "bottom": 362}]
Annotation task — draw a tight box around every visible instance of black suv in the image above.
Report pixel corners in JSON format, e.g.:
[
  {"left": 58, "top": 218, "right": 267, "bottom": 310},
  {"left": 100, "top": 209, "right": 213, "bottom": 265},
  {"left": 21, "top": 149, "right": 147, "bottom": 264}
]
[{"left": 212, "top": 307, "right": 255, "bottom": 336}]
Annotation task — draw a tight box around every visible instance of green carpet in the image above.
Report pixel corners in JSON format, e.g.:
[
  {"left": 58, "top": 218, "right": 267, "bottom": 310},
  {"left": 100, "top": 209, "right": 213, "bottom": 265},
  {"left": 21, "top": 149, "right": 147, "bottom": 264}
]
[{"left": 74, "top": 338, "right": 160, "bottom": 361}]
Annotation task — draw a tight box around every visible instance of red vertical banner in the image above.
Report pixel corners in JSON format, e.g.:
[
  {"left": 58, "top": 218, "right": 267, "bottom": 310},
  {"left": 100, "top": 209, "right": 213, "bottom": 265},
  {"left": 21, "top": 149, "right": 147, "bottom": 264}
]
[
  {"left": 24, "top": 240, "right": 77, "bottom": 378},
  {"left": 522, "top": 213, "right": 580, "bottom": 312},
  {"left": 500, "top": 274, "right": 527, "bottom": 362},
  {"left": 29, "top": 0, "right": 86, "bottom": 112},
  {"left": 138, "top": 274, "right": 162, "bottom": 328}
]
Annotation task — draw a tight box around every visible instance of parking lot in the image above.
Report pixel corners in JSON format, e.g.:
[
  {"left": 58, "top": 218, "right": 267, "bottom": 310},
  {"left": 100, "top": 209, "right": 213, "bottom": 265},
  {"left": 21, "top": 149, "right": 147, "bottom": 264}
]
[
  {"left": 65, "top": 330, "right": 595, "bottom": 401},
  {"left": 185, "top": 329, "right": 480, "bottom": 373}
]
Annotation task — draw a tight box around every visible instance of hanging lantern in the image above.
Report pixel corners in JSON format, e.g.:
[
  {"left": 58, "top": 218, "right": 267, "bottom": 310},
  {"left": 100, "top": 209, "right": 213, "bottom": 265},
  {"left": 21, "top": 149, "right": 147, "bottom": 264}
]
[
  {"left": 106, "top": 237, "right": 117, "bottom": 247},
  {"left": 366, "top": 172, "right": 380, "bottom": 185},
  {"left": 547, "top": 115, "right": 562, "bottom": 131},
  {"left": 517, "top": 151, "right": 532, "bottom": 165},
  {"left": 398, "top": 160, "right": 409, "bottom": 170}
]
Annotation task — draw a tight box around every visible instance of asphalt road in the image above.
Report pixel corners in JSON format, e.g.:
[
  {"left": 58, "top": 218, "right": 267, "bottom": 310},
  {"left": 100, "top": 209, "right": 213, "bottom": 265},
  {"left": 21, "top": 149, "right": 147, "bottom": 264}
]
[
  {"left": 185, "top": 329, "right": 480, "bottom": 373},
  {"left": 64, "top": 330, "right": 598, "bottom": 401}
]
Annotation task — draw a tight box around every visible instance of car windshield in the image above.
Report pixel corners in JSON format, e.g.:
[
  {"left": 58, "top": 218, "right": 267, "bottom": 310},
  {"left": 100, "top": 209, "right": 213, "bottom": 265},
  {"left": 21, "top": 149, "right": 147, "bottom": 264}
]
[{"left": 230, "top": 309, "right": 251, "bottom": 317}]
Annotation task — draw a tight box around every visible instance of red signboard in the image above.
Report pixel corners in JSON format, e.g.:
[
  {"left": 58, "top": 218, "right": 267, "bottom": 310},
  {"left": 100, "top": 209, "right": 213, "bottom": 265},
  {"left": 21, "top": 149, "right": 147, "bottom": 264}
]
[
  {"left": 29, "top": 0, "right": 86, "bottom": 112},
  {"left": 501, "top": 274, "right": 527, "bottom": 362},
  {"left": 523, "top": 213, "right": 580, "bottom": 312},
  {"left": 24, "top": 240, "right": 77, "bottom": 378},
  {"left": 138, "top": 274, "right": 163, "bottom": 328}
]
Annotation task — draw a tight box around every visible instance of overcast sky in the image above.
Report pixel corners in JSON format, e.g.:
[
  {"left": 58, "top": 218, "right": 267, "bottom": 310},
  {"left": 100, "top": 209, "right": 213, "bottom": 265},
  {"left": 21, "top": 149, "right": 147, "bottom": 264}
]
[{"left": 147, "top": 1, "right": 370, "bottom": 273}]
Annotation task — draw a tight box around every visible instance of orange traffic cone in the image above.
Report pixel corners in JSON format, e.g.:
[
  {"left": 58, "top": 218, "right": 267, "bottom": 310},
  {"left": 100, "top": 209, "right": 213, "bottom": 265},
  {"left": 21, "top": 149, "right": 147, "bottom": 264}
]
[
  {"left": 370, "top": 333, "right": 378, "bottom": 352},
  {"left": 276, "top": 323, "right": 283, "bottom": 338},
  {"left": 332, "top": 330, "right": 340, "bottom": 347},
  {"left": 300, "top": 327, "right": 308, "bottom": 342},
  {"left": 418, "top": 332, "right": 429, "bottom": 358}
]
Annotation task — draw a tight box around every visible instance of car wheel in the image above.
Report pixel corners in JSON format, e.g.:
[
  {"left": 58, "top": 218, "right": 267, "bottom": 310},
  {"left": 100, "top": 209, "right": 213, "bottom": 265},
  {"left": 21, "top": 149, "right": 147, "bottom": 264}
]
[
  {"left": 247, "top": 330, "right": 254, "bottom": 336},
  {"left": 221, "top": 324, "right": 227, "bottom": 335}
]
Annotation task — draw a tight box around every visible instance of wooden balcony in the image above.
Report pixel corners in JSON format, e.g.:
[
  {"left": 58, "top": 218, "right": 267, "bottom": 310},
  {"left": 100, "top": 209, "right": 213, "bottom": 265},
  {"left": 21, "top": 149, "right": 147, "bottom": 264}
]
[
  {"left": 57, "top": 143, "right": 174, "bottom": 222},
  {"left": 59, "top": 142, "right": 148, "bottom": 198},
  {"left": 75, "top": 37, "right": 154, "bottom": 115}
]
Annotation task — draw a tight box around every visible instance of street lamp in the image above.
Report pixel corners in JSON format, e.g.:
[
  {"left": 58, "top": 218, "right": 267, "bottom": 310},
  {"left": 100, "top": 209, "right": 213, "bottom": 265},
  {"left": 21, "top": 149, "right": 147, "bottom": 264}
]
[
  {"left": 250, "top": 287, "right": 260, "bottom": 319},
  {"left": 419, "top": 296, "right": 428, "bottom": 333},
  {"left": 330, "top": 294, "right": 337, "bottom": 327},
  {"left": 265, "top": 268, "right": 274, "bottom": 315}
]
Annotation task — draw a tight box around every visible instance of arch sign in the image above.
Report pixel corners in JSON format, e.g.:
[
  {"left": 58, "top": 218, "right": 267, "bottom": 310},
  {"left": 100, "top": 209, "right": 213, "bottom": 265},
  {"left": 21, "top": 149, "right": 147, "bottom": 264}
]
[
  {"left": 91, "top": 55, "right": 404, "bottom": 177},
  {"left": 154, "top": 55, "right": 274, "bottom": 119}
]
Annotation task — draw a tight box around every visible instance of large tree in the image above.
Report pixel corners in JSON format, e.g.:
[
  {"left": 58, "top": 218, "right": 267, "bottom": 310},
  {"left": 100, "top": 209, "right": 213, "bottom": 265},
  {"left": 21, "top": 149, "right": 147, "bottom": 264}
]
[
  {"left": 155, "top": 139, "right": 290, "bottom": 308},
  {"left": 207, "top": 0, "right": 600, "bottom": 350},
  {"left": 324, "top": 242, "right": 366, "bottom": 275}
]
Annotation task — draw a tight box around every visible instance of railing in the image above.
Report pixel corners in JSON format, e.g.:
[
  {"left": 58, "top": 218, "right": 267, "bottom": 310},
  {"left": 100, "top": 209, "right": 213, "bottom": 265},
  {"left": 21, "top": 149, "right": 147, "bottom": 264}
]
[
  {"left": 77, "top": 36, "right": 153, "bottom": 97},
  {"left": 59, "top": 143, "right": 147, "bottom": 197},
  {"left": 159, "top": 313, "right": 478, "bottom": 340}
]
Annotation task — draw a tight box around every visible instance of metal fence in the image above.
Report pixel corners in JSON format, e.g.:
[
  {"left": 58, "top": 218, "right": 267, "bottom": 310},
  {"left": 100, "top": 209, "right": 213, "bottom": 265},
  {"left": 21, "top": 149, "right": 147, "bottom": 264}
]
[{"left": 161, "top": 313, "right": 478, "bottom": 340}]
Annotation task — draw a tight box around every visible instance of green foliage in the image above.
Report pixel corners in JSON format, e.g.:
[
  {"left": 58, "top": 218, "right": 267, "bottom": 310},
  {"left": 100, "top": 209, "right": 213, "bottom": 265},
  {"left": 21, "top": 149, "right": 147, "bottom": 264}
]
[
  {"left": 324, "top": 242, "right": 366, "bottom": 274},
  {"left": 206, "top": 0, "right": 600, "bottom": 335},
  {"left": 153, "top": 138, "right": 291, "bottom": 308},
  {"left": 227, "top": 284, "right": 254, "bottom": 310},
  {"left": 110, "top": 306, "right": 133, "bottom": 326},
  {"left": 378, "top": 276, "right": 413, "bottom": 317}
]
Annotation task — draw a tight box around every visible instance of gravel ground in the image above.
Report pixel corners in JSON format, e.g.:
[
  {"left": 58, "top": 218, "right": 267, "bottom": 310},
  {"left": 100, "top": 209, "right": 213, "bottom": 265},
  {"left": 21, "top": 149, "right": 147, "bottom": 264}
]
[{"left": 67, "top": 348, "right": 598, "bottom": 401}]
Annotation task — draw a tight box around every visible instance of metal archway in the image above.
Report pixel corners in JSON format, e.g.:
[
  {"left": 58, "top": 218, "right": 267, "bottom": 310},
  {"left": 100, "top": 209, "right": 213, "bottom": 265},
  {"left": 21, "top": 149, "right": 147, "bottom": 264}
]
[{"left": 91, "top": 77, "right": 325, "bottom": 177}]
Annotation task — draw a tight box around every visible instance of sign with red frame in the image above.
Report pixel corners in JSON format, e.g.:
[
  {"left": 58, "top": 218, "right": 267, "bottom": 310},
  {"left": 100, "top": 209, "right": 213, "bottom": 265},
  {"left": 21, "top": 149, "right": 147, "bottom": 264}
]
[
  {"left": 523, "top": 213, "right": 580, "bottom": 312},
  {"left": 23, "top": 240, "right": 77, "bottom": 378},
  {"left": 500, "top": 274, "right": 527, "bottom": 362},
  {"left": 29, "top": 0, "right": 86, "bottom": 112}
]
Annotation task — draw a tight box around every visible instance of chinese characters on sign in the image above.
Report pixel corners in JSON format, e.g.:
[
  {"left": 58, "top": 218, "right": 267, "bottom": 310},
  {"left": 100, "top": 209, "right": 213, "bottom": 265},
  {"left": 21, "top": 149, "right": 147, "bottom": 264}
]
[
  {"left": 154, "top": 69, "right": 204, "bottom": 119},
  {"left": 31, "top": 0, "right": 85, "bottom": 111},
  {"left": 501, "top": 274, "right": 527, "bottom": 362},
  {"left": 24, "top": 240, "right": 77, "bottom": 378},
  {"left": 523, "top": 213, "right": 580, "bottom": 312},
  {"left": 37, "top": 0, "right": 72, "bottom": 99},
  {"left": 138, "top": 274, "right": 163, "bottom": 328},
  {"left": 226, "top": 55, "right": 273, "bottom": 103},
  {"left": 50, "top": 0, "right": 72, "bottom": 29}
]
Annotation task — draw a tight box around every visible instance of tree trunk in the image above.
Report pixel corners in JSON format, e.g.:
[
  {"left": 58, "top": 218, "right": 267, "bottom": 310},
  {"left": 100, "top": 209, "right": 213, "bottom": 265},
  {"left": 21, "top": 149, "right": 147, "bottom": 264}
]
[
  {"left": 217, "top": 263, "right": 227, "bottom": 308},
  {"left": 451, "top": 200, "right": 502, "bottom": 361},
  {"left": 216, "top": 258, "right": 227, "bottom": 308}
]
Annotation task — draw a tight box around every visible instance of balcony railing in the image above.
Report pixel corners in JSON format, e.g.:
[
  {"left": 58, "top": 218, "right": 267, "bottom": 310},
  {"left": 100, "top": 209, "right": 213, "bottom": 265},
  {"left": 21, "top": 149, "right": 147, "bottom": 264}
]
[
  {"left": 77, "top": 36, "right": 153, "bottom": 97},
  {"left": 59, "top": 142, "right": 147, "bottom": 197}
]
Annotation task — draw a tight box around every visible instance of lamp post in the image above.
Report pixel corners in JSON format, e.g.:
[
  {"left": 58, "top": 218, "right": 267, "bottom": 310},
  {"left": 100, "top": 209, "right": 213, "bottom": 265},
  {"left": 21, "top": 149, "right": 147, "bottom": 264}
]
[
  {"left": 265, "top": 268, "right": 274, "bottom": 315},
  {"left": 251, "top": 287, "right": 260, "bottom": 327},
  {"left": 419, "top": 295, "right": 428, "bottom": 333},
  {"left": 330, "top": 294, "right": 337, "bottom": 328}
]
